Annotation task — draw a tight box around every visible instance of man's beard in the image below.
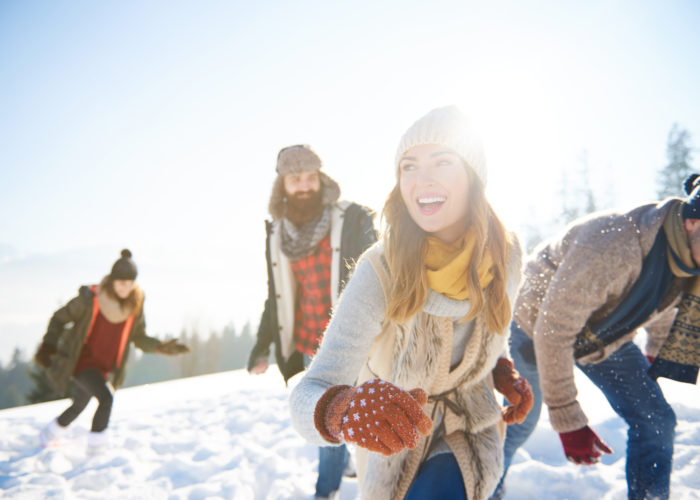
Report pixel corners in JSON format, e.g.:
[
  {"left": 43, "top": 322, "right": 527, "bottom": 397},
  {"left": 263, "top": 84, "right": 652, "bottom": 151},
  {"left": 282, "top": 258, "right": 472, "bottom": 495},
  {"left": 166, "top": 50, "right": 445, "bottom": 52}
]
[{"left": 285, "top": 188, "right": 323, "bottom": 227}]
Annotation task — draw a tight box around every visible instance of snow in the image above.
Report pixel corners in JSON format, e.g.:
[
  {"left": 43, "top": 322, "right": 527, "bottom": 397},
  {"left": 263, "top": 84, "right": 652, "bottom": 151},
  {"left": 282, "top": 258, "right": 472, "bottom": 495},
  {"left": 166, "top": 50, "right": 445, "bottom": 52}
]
[{"left": 1, "top": 368, "right": 698, "bottom": 499}]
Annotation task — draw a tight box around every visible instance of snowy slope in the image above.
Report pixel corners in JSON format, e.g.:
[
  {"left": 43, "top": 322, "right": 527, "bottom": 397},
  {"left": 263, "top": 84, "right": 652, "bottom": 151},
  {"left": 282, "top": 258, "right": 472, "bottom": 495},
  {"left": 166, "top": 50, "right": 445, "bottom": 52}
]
[{"left": 0, "top": 368, "right": 698, "bottom": 499}]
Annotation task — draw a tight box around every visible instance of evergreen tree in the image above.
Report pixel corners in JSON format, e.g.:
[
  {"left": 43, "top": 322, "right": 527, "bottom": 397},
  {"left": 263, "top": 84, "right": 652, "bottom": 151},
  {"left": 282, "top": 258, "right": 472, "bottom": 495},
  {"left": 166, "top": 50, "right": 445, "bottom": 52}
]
[
  {"left": 203, "top": 331, "right": 222, "bottom": 375},
  {"left": 657, "top": 124, "right": 694, "bottom": 198},
  {"left": 219, "top": 321, "right": 256, "bottom": 371},
  {"left": 558, "top": 150, "right": 598, "bottom": 226},
  {"left": 122, "top": 345, "right": 181, "bottom": 387},
  {"left": 178, "top": 328, "right": 201, "bottom": 378},
  {"left": 26, "top": 364, "right": 62, "bottom": 404},
  {"left": 0, "top": 349, "right": 32, "bottom": 409}
]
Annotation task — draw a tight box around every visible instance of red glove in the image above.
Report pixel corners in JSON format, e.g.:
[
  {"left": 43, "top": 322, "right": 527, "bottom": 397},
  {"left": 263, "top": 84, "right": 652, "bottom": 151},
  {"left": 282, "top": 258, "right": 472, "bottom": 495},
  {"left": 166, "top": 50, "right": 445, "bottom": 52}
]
[
  {"left": 314, "top": 378, "right": 433, "bottom": 456},
  {"left": 559, "top": 425, "right": 613, "bottom": 465},
  {"left": 34, "top": 342, "right": 57, "bottom": 368},
  {"left": 492, "top": 357, "right": 534, "bottom": 424}
]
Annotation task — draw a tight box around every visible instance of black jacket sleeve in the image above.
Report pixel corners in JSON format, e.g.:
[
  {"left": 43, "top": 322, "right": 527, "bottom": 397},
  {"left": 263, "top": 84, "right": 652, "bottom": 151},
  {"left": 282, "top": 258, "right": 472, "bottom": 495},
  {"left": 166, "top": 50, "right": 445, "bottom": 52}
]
[
  {"left": 43, "top": 288, "right": 91, "bottom": 346},
  {"left": 248, "top": 297, "right": 274, "bottom": 370},
  {"left": 248, "top": 221, "right": 277, "bottom": 370},
  {"left": 130, "top": 299, "right": 162, "bottom": 353}
]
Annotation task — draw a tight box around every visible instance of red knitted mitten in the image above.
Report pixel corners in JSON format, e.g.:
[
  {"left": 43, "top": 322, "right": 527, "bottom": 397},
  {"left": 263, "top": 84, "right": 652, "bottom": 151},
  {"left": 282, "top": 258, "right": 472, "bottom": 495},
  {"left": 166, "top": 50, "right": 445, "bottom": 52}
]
[
  {"left": 559, "top": 425, "right": 613, "bottom": 465},
  {"left": 314, "top": 378, "right": 433, "bottom": 456},
  {"left": 492, "top": 357, "right": 534, "bottom": 424}
]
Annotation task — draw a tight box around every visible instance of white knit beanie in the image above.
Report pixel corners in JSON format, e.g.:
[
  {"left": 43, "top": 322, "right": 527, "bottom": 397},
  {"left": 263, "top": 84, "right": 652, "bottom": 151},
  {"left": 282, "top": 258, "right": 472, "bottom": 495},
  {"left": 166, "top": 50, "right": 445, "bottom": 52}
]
[{"left": 394, "top": 105, "right": 487, "bottom": 187}]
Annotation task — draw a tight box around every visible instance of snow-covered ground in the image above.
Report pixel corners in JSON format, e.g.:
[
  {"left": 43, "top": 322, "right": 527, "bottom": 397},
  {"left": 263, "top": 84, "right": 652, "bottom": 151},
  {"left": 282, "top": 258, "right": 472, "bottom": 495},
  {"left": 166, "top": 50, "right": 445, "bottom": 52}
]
[{"left": 0, "top": 367, "right": 698, "bottom": 499}]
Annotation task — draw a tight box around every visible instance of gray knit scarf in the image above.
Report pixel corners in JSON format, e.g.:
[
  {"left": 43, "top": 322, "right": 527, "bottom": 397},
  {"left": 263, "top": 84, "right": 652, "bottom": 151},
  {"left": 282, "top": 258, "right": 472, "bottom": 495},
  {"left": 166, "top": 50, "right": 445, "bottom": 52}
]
[{"left": 280, "top": 205, "right": 332, "bottom": 260}]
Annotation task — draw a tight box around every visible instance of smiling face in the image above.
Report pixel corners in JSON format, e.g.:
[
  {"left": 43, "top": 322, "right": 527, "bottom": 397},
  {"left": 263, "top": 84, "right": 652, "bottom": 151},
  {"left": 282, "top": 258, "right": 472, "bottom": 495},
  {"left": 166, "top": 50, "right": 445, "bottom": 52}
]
[
  {"left": 398, "top": 143, "right": 470, "bottom": 243},
  {"left": 113, "top": 279, "right": 136, "bottom": 299}
]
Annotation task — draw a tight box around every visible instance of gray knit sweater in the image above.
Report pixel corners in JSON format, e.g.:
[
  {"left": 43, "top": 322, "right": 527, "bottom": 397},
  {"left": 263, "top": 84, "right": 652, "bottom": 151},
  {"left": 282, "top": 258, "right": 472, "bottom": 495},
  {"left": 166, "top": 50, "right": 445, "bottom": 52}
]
[{"left": 289, "top": 256, "right": 481, "bottom": 447}]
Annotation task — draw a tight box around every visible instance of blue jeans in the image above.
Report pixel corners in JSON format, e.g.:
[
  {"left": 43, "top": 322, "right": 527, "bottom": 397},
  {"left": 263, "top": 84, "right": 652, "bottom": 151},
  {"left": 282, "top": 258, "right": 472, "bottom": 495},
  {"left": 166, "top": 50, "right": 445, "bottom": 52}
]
[
  {"left": 406, "top": 453, "right": 466, "bottom": 500},
  {"left": 316, "top": 444, "right": 349, "bottom": 496},
  {"left": 499, "top": 323, "right": 676, "bottom": 500},
  {"left": 304, "top": 354, "right": 350, "bottom": 496}
]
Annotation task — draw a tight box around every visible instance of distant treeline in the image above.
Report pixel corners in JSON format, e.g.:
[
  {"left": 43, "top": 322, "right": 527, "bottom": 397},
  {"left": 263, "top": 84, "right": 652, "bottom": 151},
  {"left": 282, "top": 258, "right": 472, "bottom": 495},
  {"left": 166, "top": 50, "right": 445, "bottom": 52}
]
[
  {"left": 0, "top": 323, "right": 257, "bottom": 410},
  {"left": 1, "top": 123, "right": 694, "bottom": 411}
]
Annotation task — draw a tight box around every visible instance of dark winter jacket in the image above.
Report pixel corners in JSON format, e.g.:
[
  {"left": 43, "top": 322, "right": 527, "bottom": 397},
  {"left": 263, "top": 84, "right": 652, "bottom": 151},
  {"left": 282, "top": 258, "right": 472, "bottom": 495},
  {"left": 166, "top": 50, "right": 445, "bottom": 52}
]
[
  {"left": 248, "top": 201, "right": 377, "bottom": 382},
  {"left": 42, "top": 286, "right": 162, "bottom": 394}
]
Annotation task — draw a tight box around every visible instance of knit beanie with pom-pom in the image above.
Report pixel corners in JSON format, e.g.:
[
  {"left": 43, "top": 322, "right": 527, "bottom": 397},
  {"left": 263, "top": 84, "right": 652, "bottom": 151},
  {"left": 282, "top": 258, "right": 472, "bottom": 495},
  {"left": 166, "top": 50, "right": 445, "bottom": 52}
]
[
  {"left": 682, "top": 174, "right": 700, "bottom": 220},
  {"left": 110, "top": 249, "right": 138, "bottom": 280}
]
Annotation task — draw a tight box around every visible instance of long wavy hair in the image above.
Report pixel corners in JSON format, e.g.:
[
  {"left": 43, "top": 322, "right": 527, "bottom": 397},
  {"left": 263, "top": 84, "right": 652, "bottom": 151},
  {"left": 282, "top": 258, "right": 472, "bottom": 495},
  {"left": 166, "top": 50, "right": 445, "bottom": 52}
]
[
  {"left": 99, "top": 275, "right": 144, "bottom": 316},
  {"left": 382, "top": 166, "right": 512, "bottom": 333}
]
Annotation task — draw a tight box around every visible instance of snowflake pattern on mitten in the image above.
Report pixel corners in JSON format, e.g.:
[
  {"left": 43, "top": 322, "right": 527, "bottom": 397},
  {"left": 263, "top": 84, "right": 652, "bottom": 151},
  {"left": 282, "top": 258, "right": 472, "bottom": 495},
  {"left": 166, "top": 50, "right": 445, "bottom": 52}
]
[{"left": 327, "top": 379, "right": 432, "bottom": 456}]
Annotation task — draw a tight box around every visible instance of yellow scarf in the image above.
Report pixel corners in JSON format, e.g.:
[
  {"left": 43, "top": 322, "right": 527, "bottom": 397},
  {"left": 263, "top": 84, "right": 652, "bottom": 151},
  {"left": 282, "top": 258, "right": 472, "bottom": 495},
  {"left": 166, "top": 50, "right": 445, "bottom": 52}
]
[{"left": 424, "top": 229, "right": 494, "bottom": 300}]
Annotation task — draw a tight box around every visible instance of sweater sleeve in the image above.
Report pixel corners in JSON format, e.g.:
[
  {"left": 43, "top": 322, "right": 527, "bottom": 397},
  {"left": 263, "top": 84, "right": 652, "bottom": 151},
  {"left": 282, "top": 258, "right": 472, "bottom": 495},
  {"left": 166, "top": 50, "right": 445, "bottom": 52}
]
[
  {"left": 289, "top": 257, "right": 386, "bottom": 446},
  {"left": 534, "top": 239, "right": 640, "bottom": 433}
]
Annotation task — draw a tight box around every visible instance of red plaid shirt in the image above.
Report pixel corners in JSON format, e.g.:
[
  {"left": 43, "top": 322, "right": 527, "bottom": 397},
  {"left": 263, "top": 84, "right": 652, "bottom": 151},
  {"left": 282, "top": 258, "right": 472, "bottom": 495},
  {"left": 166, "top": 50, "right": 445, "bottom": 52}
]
[{"left": 290, "top": 236, "right": 333, "bottom": 355}]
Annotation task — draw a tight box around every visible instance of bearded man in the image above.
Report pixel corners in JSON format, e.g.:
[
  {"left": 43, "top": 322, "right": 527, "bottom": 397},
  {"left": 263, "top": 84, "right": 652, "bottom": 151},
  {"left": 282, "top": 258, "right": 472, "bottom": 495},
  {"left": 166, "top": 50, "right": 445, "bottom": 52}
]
[{"left": 248, "top": 144, "right": 376, "bottom": 500}]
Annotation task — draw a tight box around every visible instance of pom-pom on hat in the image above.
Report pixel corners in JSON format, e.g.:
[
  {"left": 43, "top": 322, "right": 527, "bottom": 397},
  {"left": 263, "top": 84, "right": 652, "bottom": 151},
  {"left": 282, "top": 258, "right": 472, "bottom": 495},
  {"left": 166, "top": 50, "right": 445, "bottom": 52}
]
[
  {"left": 682, "top": 173, "right": 700, "bottom": 220},
  {"left": 110, "top": 249, "right": 138, "bottom": 280},
  {"left": 394, "top": 105, "right": 487, "bottom": 187}
]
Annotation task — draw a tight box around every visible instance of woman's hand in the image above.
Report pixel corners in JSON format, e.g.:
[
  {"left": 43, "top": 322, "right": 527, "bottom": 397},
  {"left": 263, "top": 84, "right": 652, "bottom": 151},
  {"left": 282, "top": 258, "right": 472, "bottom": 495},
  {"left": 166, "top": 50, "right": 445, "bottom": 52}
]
[
  {"left": 493, "top": 357, "right": 534, "bottom": 424},
  {"left": 314, "top": 378, "right": 433, "bottom": 456},
  {"left": 156, "top": 339, "right": 189, "bottom": 355}
]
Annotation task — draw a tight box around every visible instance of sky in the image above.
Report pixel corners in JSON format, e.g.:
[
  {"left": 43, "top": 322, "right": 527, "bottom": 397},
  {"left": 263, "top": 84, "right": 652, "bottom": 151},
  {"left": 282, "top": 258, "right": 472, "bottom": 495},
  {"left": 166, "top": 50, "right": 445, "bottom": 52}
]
[
  {"left": 1, "top": 0, "right": 700, "bottom": 362},
  {"left": 1, "top": 366, "right": 699, "bottom": 498}
]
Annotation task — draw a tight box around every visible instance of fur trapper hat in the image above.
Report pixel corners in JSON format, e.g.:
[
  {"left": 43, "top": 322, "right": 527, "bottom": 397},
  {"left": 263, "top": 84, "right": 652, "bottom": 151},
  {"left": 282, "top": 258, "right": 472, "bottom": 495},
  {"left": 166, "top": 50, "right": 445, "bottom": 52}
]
[
  {"left": 268, "top": 144, "right": 340, "bottom": 220},
  {"left": 395, "top": 106, "right": 487, "bottom": 187}
]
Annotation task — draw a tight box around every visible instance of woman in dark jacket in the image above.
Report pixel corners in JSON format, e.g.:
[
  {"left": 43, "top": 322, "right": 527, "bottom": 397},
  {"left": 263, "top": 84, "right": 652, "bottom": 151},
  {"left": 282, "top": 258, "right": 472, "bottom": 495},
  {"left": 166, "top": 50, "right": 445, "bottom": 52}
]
[{"left": 34, "top": 249, "right": 188, "bottom": 454}]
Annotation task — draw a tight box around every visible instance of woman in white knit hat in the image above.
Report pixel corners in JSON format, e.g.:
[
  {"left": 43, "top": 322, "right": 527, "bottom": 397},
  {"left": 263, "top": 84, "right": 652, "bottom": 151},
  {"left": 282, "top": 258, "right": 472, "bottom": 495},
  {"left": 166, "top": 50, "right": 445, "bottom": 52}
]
[{"left": 289, "top": 106, "right": 533, "bottom": 499}]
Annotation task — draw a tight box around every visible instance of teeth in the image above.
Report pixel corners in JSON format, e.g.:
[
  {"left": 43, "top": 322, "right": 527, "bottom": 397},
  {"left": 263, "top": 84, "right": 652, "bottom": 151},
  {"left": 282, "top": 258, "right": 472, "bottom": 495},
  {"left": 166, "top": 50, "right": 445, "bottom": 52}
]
[{"left": 418, "top": 196, "right": 445, "bottom": 204}]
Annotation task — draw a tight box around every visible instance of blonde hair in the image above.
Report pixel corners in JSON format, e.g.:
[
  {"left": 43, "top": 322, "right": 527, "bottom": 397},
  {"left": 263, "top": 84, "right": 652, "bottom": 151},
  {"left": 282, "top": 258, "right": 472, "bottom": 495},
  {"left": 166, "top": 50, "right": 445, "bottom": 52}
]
[{"left": 381, "top": 168, "right": 512, "bottom": 333}]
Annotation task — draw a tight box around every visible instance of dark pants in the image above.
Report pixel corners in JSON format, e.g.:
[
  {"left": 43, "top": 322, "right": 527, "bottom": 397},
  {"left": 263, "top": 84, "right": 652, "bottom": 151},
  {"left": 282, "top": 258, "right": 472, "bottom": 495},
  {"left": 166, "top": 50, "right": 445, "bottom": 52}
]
[
  {"left": 57, "top": 368, "right": 114, "bottom": 433},
  {"left": 498, "top": 323, "right": 676, "bottom": 500},
  {"left": 406, "top": 453, "right": 466, "bottom": 500}
]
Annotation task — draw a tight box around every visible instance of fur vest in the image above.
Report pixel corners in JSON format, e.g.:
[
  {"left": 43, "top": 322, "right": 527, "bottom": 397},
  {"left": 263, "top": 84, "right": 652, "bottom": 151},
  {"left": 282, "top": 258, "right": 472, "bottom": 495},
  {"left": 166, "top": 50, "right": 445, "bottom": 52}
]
[{"left": 355, "top": 240, "right": 522, "bottom": 500}]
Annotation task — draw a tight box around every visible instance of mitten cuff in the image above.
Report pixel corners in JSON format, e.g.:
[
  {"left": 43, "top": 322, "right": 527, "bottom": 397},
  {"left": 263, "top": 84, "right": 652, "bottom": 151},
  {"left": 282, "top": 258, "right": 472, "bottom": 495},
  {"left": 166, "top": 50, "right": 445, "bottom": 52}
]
[
  {"left": 493, "top": 357, "right": 515, "bottom": 378},
  {"left": 313, "top": 385, "right": 352, "bottom": 443}
]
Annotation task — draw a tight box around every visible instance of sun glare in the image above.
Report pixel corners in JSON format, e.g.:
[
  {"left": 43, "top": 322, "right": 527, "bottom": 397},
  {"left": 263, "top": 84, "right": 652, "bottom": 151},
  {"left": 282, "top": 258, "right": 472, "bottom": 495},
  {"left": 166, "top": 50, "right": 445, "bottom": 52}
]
[{"left": 454, "top": 64, "right": 573, "bottom": 229}]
